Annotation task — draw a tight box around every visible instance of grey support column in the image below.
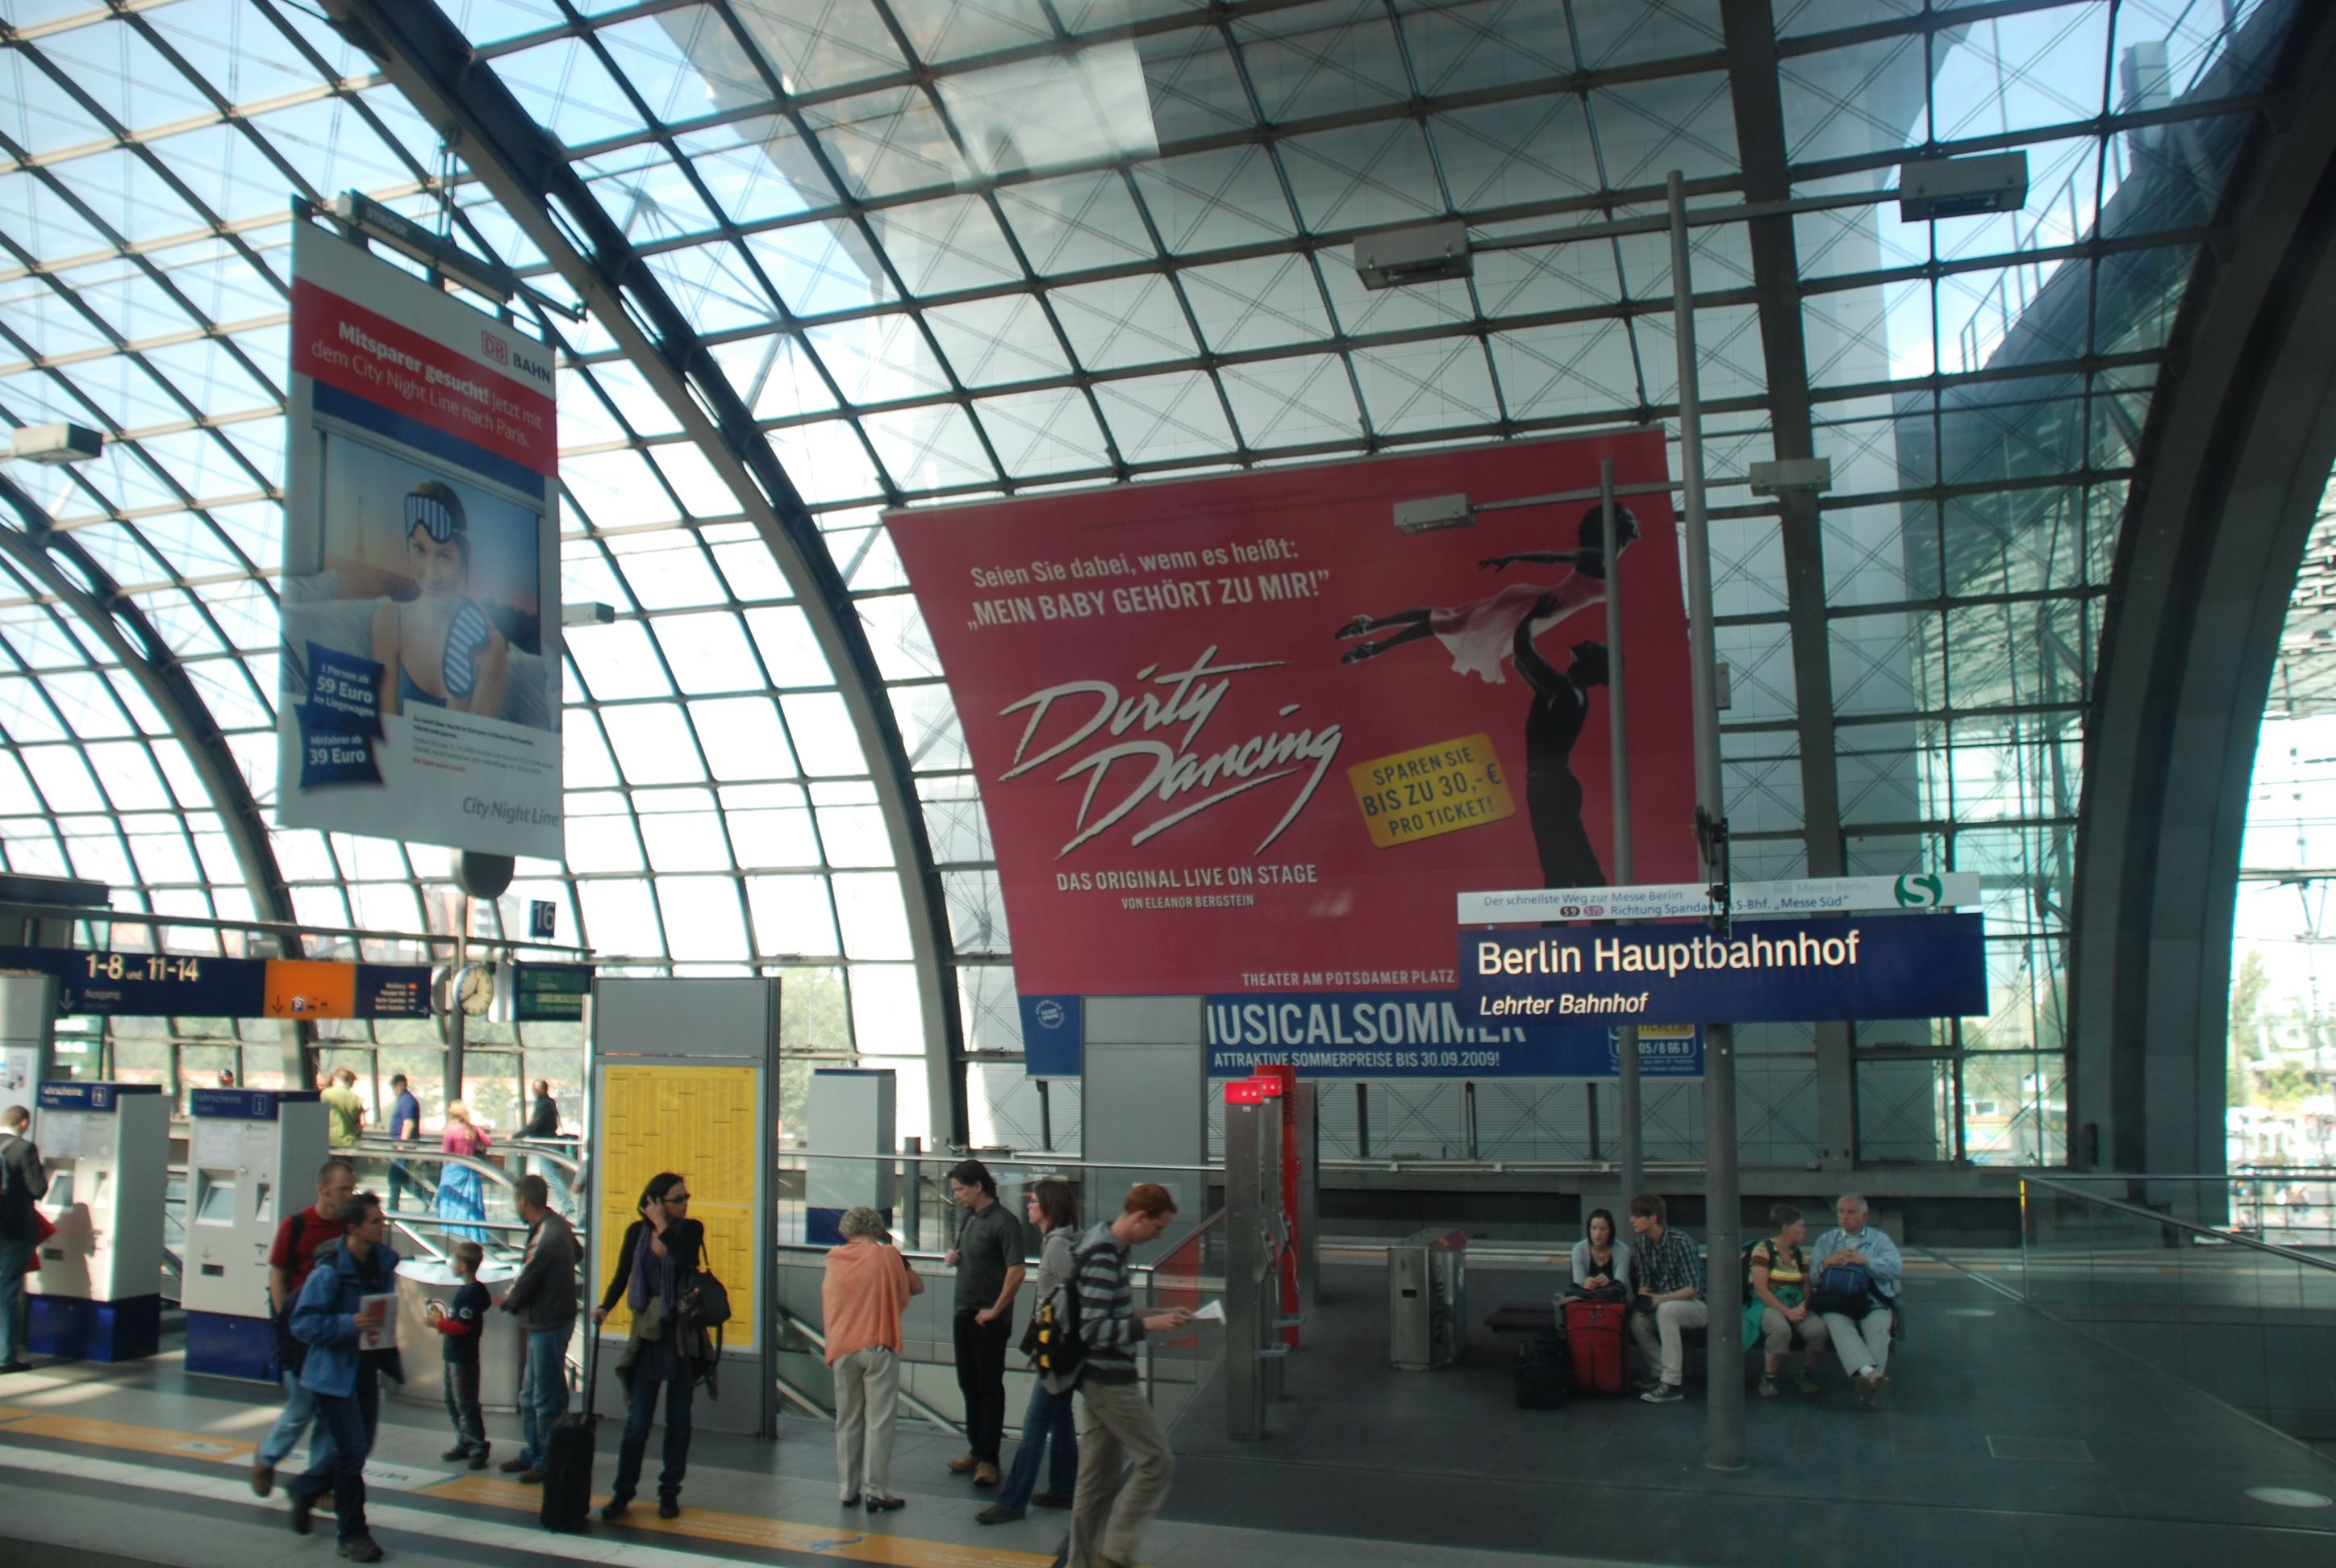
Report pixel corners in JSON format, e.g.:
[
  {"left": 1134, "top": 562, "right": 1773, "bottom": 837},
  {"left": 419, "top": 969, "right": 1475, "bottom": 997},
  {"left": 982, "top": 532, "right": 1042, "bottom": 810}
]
[{"left": 1078, "top": 997, "right": 1208, "bottom": 1259}]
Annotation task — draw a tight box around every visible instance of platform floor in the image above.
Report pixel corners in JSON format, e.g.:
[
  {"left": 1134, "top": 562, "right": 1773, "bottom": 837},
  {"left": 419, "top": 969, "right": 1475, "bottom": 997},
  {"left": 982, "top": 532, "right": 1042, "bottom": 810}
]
[{"left": 0, "top": 1249, "right": 2330, "bottom": 1567}]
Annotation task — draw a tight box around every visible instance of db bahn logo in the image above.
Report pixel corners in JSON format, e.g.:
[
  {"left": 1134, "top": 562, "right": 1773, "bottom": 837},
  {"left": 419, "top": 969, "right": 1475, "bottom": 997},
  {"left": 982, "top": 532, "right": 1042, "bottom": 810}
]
[
  {"left": 1893, "top": 874, "right": 1945, "bottom": 908},
  {"left": 481, "top": 331, "right": 510, "bottom": 365}
]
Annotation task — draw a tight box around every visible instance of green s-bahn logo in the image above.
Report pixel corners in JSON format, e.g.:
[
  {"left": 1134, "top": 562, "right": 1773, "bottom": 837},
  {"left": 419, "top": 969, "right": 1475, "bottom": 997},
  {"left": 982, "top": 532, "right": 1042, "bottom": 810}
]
[{"left": 1893, "top": 874, "right": 1944, "bottom": 908}]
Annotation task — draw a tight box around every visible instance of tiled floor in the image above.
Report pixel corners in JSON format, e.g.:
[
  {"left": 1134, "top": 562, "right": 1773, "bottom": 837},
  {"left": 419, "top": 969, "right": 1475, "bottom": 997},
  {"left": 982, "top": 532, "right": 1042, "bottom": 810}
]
[{"left": 1, "top": 1251, "right": 2331, "bottom": 1567}]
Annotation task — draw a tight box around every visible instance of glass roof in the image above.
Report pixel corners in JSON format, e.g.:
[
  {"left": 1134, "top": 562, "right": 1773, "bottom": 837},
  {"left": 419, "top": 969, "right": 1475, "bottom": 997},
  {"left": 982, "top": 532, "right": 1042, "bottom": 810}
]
[{"left": 0, "top": 0, "right": 2296, "bottom": 1149}]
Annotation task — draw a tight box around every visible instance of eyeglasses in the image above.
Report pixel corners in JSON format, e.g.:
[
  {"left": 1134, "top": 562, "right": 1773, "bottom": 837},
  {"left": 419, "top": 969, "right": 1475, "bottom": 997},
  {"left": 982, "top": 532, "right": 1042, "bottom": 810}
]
[{"left": 665, "top": 1192, "right": 690, "bottom": 1204}]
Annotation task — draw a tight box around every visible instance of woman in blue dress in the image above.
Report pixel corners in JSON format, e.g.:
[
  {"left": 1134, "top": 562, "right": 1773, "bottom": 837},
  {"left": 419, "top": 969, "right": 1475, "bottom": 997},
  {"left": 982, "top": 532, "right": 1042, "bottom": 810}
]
[
  {"left": 373, "top": 480, "right": 511, "bottom": 719},
  {"left": 434, "top": 1099, "right": 493, "bottom": 1246}
]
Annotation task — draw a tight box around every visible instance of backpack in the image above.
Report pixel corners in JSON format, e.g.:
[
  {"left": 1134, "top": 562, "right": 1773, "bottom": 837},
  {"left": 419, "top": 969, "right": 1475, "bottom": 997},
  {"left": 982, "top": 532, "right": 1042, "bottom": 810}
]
[
  {"left": 1035, "top": 1232, "right": 1116, "bottom": 1387},
  {"left": 270, "top": 1211, "right": 310, "bottom": 1374}
]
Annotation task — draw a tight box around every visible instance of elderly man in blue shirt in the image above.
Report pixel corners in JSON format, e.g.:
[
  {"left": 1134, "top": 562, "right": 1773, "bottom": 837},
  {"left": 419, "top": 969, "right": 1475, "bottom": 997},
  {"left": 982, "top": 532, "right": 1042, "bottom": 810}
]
[{"left": 1809, "top": 1193, "right": 1903, "bottom": 1407}]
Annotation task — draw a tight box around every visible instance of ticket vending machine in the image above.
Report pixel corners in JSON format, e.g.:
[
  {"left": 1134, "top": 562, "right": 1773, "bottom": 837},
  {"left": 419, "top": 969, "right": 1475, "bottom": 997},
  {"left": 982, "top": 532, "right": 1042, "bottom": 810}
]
[
  {"left": 26, "top": 1081, "right": 169, "bottom": 1361},
  {"left": 182, "top": 1087, "right": 327, "bottom": 1381}
]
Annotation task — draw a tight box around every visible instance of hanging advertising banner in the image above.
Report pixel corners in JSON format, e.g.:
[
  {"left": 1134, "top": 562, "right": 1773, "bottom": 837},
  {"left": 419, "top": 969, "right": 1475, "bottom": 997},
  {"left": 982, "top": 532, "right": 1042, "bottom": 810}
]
[
  {"left": 277, "top": 223, "right": 562, "bottom": 857},
  {"left": 886, "top": 433, "right": 1700, "bottom": 1076}
]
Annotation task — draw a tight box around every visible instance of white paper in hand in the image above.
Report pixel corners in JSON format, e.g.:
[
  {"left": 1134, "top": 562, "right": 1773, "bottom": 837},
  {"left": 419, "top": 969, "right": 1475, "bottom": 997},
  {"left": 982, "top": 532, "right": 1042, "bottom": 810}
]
[
  {"left": 357, "top": 1293, "right": 398, "bottom": 1351},
  {"left": 1191, "top": 1298, "right": 1226, "bottom": 1323}
]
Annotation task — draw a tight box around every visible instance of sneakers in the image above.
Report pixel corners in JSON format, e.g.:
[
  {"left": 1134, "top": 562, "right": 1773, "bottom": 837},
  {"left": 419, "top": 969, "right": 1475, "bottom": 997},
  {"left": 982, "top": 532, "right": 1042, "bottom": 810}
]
[
  {"left": 974, "top": 1462, "right": 1000, "bottom": 1488},
  {"left": 336, "top": 1534, "right": 384, "bottom": 1562},
  {"left": 250, "top": 1461, "right": 275, "bottom": 1498},
  {"left": 1335, "top": 615, "right": 1373, "bottom": 639},
  {"left": 1757, "top": 1374, "right": 1779, "bottom": 1399},
  {"left": 1854, "top": 1368, "right": 1884, "bottom": 1408},
  {"left": 1795, "top": 1368, "right": 1821, "bottom": 1395},
  {"left": 976, "top": 1503, "right": 1024, "bottom": 1524},
  {"left": 1640, "top": 1382, "right": 1684, "bottom": 1403},
  {"left": 947, "top": 1451, "right": 978, "bottom": 1474}
]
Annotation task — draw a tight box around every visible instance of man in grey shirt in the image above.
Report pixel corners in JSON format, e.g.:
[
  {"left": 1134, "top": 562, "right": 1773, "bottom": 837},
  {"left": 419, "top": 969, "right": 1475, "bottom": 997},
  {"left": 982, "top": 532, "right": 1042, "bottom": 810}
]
[{"left": 943, "top": 1158, "right": 1025, "bottom": 1487}]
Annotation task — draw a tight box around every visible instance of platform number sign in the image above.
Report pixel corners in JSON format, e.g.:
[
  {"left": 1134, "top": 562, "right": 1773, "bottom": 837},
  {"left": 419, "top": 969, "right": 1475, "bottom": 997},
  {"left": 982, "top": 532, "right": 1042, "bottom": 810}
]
[{"left": 531, "top": 899, "right": 557, "bottom": 940}]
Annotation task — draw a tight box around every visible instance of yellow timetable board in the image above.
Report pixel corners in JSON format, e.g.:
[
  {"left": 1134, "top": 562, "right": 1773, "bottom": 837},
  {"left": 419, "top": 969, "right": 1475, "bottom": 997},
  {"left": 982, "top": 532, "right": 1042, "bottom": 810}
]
[
  {"left": 597, "top": 1063, "right": 761, "bottom": 1350},
  {"left": 1347, "top": 732, "right": 1516, "bottom": 849}
]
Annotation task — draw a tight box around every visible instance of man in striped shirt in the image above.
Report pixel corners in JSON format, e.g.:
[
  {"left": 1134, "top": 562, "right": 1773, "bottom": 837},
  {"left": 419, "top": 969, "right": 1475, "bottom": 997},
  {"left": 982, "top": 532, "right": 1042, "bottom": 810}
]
[{"left": 1067, "top": 1182, "right": 1195, "bottom": 1568}]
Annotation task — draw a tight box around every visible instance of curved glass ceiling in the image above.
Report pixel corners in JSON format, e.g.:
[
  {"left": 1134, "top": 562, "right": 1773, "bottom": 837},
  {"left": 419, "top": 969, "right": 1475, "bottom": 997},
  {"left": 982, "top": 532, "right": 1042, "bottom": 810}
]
[{"left": 0, "top": 0, "right": 2294, "bottom": 1149}]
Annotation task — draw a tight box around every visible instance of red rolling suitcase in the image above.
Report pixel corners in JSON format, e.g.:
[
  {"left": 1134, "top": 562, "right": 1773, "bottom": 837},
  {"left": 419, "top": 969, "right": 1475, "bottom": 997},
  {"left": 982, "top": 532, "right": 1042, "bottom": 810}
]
[
  {"left": 1563, "top": 1297, "right": 1628, "bottom": 1395},
  {"left": 540, "top": 1330, "right": 599, "bottom": 1533}
]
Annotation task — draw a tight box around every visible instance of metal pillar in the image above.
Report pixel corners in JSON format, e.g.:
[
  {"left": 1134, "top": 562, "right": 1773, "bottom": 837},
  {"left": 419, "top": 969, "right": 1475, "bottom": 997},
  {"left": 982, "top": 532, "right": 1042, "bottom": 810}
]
[
  {"left": 1600, "top": 459, "right": 1643, "bottom": 1207},
  {"left": 1669, "top": 169, "right": 1745, "bottom": 1474},
  {"left": 1223, "top": 1084, "right": 1284, "bottom": 1440},
  {"left": 1291, "top": 1080, "right": 1320, "bottom": 1330}
]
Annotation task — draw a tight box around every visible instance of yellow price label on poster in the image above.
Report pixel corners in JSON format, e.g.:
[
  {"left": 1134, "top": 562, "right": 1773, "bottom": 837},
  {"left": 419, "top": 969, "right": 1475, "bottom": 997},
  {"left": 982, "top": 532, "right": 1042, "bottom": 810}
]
[{"left": 1347, "top": 732, "right": 1516, "bottom": 849}]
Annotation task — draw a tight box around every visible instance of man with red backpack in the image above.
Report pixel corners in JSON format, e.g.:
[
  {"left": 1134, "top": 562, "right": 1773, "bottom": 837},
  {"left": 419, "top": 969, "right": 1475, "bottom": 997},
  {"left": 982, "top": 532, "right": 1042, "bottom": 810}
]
[{"left": 251, "top": 1157, "right": 357, "bottom": 1496}]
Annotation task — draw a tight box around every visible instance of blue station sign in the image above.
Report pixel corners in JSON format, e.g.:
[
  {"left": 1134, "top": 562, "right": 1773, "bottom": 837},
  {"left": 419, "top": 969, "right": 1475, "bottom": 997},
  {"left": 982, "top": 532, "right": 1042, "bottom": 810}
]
[{"left": 1458, "top": 912, "right": 1988, "bottom": 1025}]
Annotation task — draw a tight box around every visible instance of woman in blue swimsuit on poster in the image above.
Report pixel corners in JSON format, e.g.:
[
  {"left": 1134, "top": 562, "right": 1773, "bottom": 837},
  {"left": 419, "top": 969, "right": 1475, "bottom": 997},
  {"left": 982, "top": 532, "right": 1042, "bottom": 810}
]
[{"left": 373, "top": 480, "right": 511, "bottom": 720}]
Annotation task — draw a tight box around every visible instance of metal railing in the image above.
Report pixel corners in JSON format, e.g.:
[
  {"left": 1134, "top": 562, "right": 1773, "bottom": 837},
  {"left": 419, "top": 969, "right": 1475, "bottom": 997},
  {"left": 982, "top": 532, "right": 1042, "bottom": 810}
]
[
  {"left": 2019, "top": 1174, "right": 2336, "bottom": 1443},
  {"left": 767, "top": 1219, "right": 1224, "bottom": 1434}
]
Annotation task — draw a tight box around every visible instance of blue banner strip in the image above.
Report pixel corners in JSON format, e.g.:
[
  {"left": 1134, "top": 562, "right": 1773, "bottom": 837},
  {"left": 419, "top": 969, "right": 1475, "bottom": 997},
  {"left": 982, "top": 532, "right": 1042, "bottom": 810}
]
[
  {"left": 313, "top": 380, "right": 546, "bottom": 500},
  {"left": 1018, "top": 990, "right": 1704, "bottom": 1078}
]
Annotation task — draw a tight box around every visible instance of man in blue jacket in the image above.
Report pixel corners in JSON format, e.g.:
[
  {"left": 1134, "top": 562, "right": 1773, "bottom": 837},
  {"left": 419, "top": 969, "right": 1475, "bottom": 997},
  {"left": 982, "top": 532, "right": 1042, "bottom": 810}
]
[{"left": 286, "top": 1191, "right": 403, "bottom": 1562}]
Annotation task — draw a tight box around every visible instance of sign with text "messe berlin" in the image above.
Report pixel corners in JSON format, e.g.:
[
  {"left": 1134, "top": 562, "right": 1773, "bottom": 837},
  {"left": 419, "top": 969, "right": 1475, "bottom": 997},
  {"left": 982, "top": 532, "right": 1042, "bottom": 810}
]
[
  {"left": 1458, "top": 872, "right": 1982, "bottom": 925},
  {"left": 1458, "top": 912, "right": 1988, "bottom": 1026}
]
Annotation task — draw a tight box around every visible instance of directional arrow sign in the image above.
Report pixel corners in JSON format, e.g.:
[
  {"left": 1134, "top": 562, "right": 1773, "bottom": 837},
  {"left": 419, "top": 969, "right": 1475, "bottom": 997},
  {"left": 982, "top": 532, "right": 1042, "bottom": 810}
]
[{"left": 1457, "top": 873, "right": 1982, "bottom": 925}]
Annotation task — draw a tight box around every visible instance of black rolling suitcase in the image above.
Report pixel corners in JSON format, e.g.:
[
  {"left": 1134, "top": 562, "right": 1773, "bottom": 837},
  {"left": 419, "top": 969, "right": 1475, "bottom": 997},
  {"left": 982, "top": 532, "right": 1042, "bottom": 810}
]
[
  {"left": 1513, "top": 1326, "right": 1570, "bottom": 1409},
  {"left": 540, "top": 1329, "right": 599, "bottom": 1533}
]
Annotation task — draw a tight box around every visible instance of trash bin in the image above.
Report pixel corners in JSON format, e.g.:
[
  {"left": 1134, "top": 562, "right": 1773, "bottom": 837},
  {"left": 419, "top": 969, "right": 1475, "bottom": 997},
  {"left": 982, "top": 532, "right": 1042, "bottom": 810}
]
[
  {"left": 389, "top": 1257, "right": 524, "bottom": 1412},
  {"left": 1388, "top": 1227, "right": 1467, "bottom": 1370}
]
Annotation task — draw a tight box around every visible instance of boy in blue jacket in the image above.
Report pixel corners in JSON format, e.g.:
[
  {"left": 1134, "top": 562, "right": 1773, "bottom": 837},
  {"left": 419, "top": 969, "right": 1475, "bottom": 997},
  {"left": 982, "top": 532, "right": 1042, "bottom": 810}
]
[{"left": 287, "top": 1191, "right": 403, "bottom": 1562}]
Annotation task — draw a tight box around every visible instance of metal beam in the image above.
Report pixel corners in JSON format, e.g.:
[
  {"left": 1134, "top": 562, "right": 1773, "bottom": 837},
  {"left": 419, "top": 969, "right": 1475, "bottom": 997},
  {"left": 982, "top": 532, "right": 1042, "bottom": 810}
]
[
  {"left": 2071, "top": 0, "right": 2336, "bottom": 1176},
  {"left": 0, "top": 473, "right": 298, "bottom": 941},
  {"left": 1717, "top": 0, "right": 1854, "bottom": 1166},
  {"left": 319, "top": 0, "right": 968, "bottom": 1143}
]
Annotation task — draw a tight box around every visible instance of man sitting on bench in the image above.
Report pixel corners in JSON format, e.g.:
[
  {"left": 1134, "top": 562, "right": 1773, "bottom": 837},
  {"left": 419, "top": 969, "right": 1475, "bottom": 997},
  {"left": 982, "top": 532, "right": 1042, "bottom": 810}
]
[{"left": 1625, "top": 1194, "right": 1706, "bottom": 1403}]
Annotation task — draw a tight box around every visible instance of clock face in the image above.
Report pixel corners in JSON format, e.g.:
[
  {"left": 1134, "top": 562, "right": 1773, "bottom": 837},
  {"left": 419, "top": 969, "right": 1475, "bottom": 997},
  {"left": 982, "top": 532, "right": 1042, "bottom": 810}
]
[{"left": 458, "top": 965, "right": 494, "bottom": 1017}]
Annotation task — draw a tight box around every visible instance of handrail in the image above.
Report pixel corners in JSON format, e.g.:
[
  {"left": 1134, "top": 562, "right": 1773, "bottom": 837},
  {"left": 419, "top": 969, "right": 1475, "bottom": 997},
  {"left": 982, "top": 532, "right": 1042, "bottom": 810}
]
[
  {"left": 2021, "top": 1174, "right": 2336, "bottom": 1274},
  {"left": 2041, "top": 1169, "right": 2336, "bottom": 1182},
  {"left": 388, "top": 1217, "right": 451, "bottom": 1264},
  {"left": 353, "top": 1136, "right": 586, "bottom": 1178},
  {"left": 790, "top": 1150, "right": 1224, "bottom": 1175},
  {"left": 773, "top": 1238, "right": 1175, "bottom": 1285},
  {"left": 773, "top": 1302, "right": 967, "bottom": 1440}
]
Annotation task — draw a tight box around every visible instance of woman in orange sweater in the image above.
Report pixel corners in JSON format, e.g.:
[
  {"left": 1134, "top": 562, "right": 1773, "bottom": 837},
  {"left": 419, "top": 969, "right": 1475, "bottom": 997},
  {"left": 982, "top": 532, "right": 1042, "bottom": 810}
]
[{"left": 823, "top": 1205, "right": 924, "bottom": 1512}]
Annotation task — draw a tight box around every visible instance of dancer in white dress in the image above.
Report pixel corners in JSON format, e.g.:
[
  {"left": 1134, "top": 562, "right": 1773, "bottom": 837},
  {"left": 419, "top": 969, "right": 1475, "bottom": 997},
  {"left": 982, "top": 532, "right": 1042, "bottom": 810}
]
[{"left": 1336, "top": 503, "right": 1639, "bottom": 683}]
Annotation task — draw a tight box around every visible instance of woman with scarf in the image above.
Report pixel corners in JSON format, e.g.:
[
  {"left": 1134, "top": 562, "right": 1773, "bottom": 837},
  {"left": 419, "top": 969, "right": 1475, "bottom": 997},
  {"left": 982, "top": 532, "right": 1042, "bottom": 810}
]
[{"left": 591, "top": 1170, "right": 709, "bottom": 1521}]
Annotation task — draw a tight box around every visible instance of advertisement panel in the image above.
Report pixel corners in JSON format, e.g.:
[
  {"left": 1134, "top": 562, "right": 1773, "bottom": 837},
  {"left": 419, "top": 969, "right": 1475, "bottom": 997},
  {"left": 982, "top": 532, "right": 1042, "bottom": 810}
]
[
  {"left": 277, "top": 224, "right": 562, "bottom": 857},
  {"left": 887, "top": 433, "right": 1700, "bottom": 1075}
]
